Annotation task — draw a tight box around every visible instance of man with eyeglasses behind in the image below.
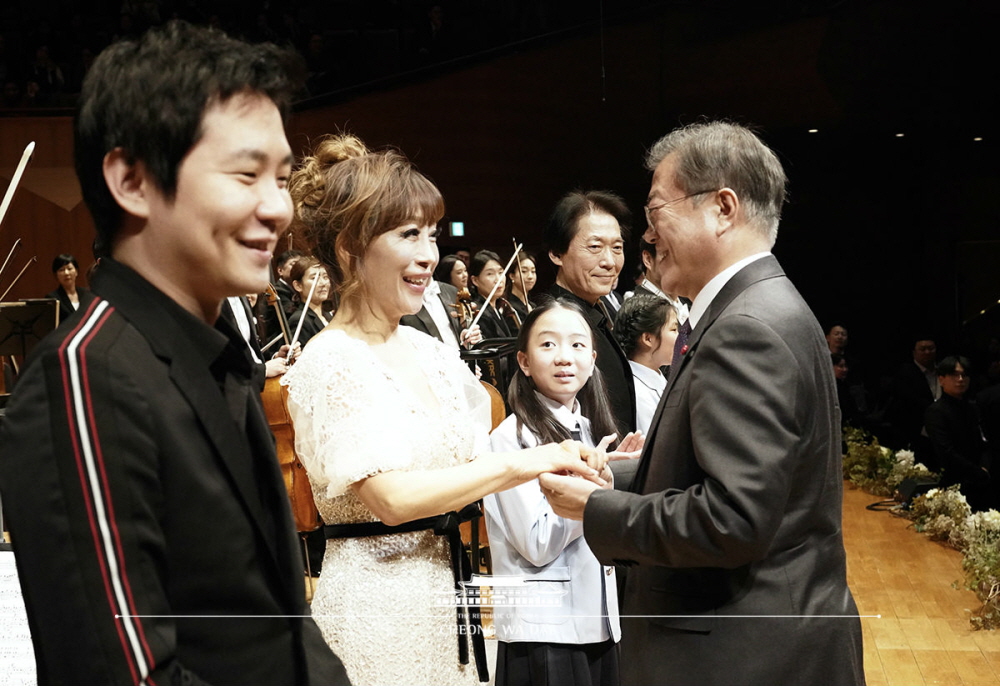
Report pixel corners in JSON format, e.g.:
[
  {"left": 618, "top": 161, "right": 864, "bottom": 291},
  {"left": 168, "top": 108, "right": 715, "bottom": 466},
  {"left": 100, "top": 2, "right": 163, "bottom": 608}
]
[{"left": 925, "top": 355, "right": 996, "bottom": 510}]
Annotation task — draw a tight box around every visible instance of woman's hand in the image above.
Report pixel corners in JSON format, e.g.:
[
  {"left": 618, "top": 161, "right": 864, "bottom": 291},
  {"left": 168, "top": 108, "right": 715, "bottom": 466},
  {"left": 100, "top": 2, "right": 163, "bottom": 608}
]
[
  {"left": 519, "top": 441, "right": 604, "bottom": 486},
  {"left": 460, "top": 324, "right": 483, "bottom": 348}
]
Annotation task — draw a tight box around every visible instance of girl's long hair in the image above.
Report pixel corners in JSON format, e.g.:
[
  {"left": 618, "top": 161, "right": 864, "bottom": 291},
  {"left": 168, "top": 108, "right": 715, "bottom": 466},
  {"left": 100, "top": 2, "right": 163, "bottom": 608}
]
[{"left": 506, "top": 298, "right": 622, "bottom": 448}]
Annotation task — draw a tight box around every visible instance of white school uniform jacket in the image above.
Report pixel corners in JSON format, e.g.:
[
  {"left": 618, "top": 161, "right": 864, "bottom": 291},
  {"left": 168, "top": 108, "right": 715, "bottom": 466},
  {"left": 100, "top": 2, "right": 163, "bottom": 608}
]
[{"left": 484, "top": 395, "right": 621, "bottom": 644}]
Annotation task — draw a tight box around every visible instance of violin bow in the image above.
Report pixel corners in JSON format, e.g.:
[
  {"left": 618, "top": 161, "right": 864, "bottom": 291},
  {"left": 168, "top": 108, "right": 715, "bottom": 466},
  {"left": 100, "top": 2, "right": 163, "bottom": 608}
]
[
  {"left": 289, "top": 267, "right": 322, "bottom": 352},
  {"left": 0, "top": 256, "right": 37, "bottom": 302},
  {"left": 468, "top": 243, "right": 521, "bottom": 331},
  {"left": 0, "top": 142, "right": 35, "bottom": 234},
  {"left": 512, "top": 237, "right": 532, "bottom": 313}
]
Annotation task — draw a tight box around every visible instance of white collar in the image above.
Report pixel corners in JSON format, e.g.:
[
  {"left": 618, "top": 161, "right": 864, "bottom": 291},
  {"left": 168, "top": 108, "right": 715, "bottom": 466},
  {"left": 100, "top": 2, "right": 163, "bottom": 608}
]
[
  {"left": 629, "top": 360, "right": 666, "bottom": 392},
  {"left": 535, "top": 391, "right": 586, "bottom": 433},
  {"left": 688, "top": 252, "right": 770, "bottom": 330},
  {"left": 424, "top": 279, "right": 441, "bottom": 299}
]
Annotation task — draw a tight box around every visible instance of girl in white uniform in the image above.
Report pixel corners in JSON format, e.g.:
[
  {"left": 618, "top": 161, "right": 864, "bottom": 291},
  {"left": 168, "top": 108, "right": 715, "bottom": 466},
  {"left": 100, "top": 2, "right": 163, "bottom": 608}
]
[{"left": 485, "top": 298, "right": 640, "bottom": 686}]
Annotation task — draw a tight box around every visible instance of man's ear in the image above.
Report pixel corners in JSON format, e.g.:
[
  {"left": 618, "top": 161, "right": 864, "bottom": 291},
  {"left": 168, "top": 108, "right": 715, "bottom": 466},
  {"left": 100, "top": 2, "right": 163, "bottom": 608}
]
[
  {"left": 102, "top": 148, "right": 152, "bottom": 221},
  {"left": 549, "top": 250, "right": 563, "bottom": 268},
  {"left": 715, "top": 188, "right": 740, "bottom": 235}
]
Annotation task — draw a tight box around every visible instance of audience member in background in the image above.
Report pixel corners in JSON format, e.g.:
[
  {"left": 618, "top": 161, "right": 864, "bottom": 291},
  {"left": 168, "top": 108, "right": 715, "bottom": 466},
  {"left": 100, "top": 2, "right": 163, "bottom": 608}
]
[
  {"left": 888, "top": 336, "right": 940, "bottom": 451},
  {"left": 506, "top": 250, "right": 538, "bottom": 322},
  {"left": 614, "top": 293, "right": 677, "bottom": 435},
  {"left": 826, "top": 323, "right": 849, "bottom": 355},
  {"left": 434, "top": 253, "right": 469, "bottom": 292},
  {"left": 832, "top": 353, "right": 866, "bottom": 430},
  {"left": 46, "top": 253, "right": 94, "bottom": 324},
  {"left": 924, "top": 356, "right": 994, "bottom": 511},
  {"left": 470, "top": 249, "right": 516, "bottom": 338},
  {"left": 544, "top": 189, "right": 635, "bottom": 434},
  {"left": 287, "top": 257, "right": 332, "bottom": 347}
]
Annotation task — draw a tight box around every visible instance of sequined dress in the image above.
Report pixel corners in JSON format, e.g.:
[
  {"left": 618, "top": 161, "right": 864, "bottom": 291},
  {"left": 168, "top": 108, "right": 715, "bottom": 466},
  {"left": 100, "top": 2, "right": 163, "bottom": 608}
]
[{"left": 283, "top": 327, "right": 490, "bottom": 685}]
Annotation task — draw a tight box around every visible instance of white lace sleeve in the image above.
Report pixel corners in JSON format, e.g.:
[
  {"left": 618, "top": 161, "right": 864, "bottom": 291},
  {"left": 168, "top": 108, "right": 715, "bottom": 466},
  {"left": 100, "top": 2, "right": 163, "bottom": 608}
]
[{"left": 281, "top": 332, "right": 415, "bottom": 499}]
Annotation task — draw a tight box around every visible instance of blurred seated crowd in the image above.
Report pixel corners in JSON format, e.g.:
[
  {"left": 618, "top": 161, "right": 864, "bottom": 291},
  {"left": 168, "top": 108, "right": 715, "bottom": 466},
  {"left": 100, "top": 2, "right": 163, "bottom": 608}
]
[
  {"left": 0, "top": 0, "right": 656, "bottom": 109},
  {"left": 826, "top": 323, "right": 1000, "bottom": 511}
]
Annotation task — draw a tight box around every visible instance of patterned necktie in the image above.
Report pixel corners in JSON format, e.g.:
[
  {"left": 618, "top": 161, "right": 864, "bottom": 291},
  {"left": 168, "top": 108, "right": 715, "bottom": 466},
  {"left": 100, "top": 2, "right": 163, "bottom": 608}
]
[
  {"left": 570, "top": 424, "right": 583, "bottom": 442},
  {"left": 669, "top": 319, "right": 692, "bottom": 376}
]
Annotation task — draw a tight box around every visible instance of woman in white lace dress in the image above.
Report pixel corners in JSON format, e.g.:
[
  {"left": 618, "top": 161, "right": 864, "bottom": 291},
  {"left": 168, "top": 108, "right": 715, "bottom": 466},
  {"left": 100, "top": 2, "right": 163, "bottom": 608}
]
[{"left": 281, "top": 134, "right": 602, "bottom": 686}]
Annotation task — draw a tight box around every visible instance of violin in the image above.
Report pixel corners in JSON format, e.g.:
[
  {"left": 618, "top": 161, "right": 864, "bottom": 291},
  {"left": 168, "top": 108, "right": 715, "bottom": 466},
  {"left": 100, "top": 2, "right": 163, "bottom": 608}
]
[
  {"left": 261, "top": 282, "right": 320, "bottom": 533},
  {"left": 452, "top": 287, "right": 479, "bottom": 332},
  {"left": 495, "top": 296, "right": 522, "bottom": 332}
]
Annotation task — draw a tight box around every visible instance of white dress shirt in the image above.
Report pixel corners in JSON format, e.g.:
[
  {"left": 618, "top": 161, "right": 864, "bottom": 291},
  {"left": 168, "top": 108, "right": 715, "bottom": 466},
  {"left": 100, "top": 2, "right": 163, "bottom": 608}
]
[
  {"left": 687, "top": 252, "right": 771, "bottom": 330},
  {"left": 484, "top": 394, "right": 621, "bottom": 644},
  {"left": 423, "top": 280, "right": 460, "bottom": 348},
  {"left": 629, "top": 360, "right": 666, "bottom": 436}
]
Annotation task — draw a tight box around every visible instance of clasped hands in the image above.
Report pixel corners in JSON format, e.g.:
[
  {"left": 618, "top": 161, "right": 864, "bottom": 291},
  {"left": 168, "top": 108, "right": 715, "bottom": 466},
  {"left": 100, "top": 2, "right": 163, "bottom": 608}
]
[{"left": 536, "top": 431, "right": 644, "bottom": 521}]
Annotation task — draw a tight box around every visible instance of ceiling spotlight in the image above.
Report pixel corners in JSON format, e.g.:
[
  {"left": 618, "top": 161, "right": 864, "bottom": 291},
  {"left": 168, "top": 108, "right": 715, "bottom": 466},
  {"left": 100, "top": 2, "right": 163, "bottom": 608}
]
[
  {"left": 895, "top": 133, "right": 905, "bottom": 138},
  {"left": 974, "top": 137, "right": 984, "bottom": 142},
  {"left": 808, "top": 129, "right": 819, "bottom": 133}
]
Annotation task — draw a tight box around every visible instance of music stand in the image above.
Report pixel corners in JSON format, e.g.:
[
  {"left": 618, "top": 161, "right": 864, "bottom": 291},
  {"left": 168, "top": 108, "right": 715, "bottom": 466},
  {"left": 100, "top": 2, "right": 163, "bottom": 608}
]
[
  {"left": 0, "top": 299, "right": 57, "bottom": 538},
  {"left": 0, "top": 299, "right": 58, "bottom": 359}
]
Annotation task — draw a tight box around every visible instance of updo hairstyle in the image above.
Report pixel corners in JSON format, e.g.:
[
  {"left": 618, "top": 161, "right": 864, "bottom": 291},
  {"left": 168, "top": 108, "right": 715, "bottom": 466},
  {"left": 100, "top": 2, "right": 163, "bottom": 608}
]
[
  {"left": 614, "top": 293, "right": 674, "bottom": 359},
  {"left": 288, "top": 133, "right": 444, "bottom": 309}
]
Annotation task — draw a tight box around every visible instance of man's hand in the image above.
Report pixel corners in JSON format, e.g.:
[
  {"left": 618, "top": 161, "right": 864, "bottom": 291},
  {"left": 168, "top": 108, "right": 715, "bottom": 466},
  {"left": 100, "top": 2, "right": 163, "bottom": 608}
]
[{"left": 538, "top": 472, "right": 601, "bottom": 520}]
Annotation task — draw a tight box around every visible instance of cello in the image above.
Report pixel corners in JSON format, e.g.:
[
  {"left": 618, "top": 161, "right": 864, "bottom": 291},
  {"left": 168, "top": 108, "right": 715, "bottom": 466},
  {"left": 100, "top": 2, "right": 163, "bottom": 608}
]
[{"left": 260, "top": 283, "right": 321, "bottom": 534}]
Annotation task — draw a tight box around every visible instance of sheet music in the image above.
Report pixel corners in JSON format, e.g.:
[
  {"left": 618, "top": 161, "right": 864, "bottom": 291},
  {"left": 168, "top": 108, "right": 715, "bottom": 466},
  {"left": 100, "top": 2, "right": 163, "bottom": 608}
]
[{"left": 0, "top": 551, "right": 36, "bottom": 686}]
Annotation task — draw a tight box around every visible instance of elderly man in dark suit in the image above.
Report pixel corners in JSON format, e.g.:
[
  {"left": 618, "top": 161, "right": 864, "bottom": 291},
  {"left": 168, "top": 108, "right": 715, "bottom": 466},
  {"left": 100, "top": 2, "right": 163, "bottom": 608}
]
[
  {"left": 0, "top": 22, "right": 348, "bottom": 686},
  {"left": 540, "top": 122, "right": 864, "bottom": 685},
  {"left": 543, "top": 190, "right": 637, "bottom": 434}
]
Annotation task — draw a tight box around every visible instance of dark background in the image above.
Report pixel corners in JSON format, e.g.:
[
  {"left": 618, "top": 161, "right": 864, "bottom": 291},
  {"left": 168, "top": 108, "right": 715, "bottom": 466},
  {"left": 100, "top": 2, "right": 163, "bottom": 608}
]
[{"left": 2, "top": 0, "right": 998, "bottom": 387}]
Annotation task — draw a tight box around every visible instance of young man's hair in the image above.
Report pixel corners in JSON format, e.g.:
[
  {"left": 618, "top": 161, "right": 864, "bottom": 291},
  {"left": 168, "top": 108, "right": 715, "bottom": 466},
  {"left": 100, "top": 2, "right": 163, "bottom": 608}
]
[{"left": 75, "top": 21, "right": 301, "bottom": 257}]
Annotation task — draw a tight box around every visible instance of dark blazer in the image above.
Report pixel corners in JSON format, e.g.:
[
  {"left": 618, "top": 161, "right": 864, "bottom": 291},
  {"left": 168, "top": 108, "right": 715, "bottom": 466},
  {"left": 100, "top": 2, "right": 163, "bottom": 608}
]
[
  {"left": 545, "top": 284, "right": 636, "bottom": 434},
  {"left": 925, "top": 393, "right": 991, "bottom": 508},
  {"left": 888, "top": 360, "right": 937, "bottom": 449},
  {"left": 400, "top": 281, "right": 465, "bottom": 344},
  {"left": 0, "top": 259, "right": 348, "bottom": 686},
  {"left": 287, "top": 307, "right": 328, "bottom": 349},
  {"left": 45, "top": 284, "right": 95, "bottom": 324},
  {"left": 585, "top": 256, "right": 864, "bottom": 686}
]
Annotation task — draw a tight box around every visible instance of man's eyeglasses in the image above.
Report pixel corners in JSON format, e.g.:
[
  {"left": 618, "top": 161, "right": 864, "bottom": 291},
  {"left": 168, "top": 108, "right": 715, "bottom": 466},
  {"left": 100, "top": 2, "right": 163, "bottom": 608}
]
[{"left": 644, "top": 190, "right": 717, "bottom": 226}]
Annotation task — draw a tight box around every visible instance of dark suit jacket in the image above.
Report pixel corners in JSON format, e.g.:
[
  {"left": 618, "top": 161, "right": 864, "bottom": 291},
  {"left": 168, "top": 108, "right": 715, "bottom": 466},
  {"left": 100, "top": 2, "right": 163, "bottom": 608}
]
[
  {"left": 585, "top": 256, "right": 864, "bottom": 686},
  {"left": 45, "top": 284, "right": 95, "bottom": 325},
  {"left": 288, "top": 307, "right": 328, "bottom": 349},
  {"left": 545, "top": 284, "right": 636, "bottom": 434},
  {"left": 400, "top": 281, "right": 465, "bottom": 344},
  {"left": 924, "top": 394, "right": 989, "bottom": 493},
  {"left": 888, "top": 360, "right": 937, "bottom": 449},
  {"left": 0, "top": 259, "right": 348, "bottom": 686}
]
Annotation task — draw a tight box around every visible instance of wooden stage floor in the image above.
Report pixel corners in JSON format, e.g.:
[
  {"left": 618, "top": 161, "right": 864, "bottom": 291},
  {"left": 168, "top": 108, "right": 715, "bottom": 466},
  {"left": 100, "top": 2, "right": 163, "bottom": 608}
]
[{"left": 843, "top": 485, "right": 1000, "bottom": 685}]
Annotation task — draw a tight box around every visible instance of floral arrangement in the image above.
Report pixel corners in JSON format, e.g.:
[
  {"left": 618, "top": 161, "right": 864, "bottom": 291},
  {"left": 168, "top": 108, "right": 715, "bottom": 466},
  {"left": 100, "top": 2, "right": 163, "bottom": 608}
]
[
  {"left": 908, "top": 486, "right": 971, "bottom": 543},
  {"left": 842, "top": 428, "right": 936, "bottom": 496},
  {"left": 840, "top": 431, "right": 1000, "bottom": 629},
  {"left": 906, "top": 486, "right": 1000, "bottom": 630}
]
